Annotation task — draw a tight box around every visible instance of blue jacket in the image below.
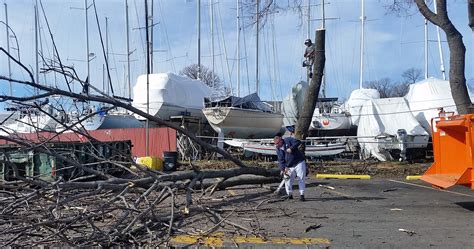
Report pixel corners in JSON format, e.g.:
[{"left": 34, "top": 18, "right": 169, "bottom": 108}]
[{"left": 276, "top": 137, "right": 306, "bottom": 171}]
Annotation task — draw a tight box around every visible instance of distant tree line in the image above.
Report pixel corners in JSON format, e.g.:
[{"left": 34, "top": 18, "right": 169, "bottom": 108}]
[{"left": 365, "top": 68, "right": 423, "bottom": 98}]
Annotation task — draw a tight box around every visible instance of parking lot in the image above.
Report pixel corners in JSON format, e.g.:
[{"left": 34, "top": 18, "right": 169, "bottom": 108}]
[{"left": 171, "top": 176, "right": 474, "bottom": 248}]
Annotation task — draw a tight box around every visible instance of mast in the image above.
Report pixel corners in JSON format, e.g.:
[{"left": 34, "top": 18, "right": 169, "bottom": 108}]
[
  {"left": 307, "top": 0, "right": 311, "bottom": 39},
  {"left": 359, "top": 0, "right": 365, "bottom": 89},
  {"left": 237, "top": 0, "right": 240, "bottom": 96},
  {"left": 197, "top": 0, "right": 201, "bottom": 79},
  {"left": 123, "top": 64, "right": 126, "bottom": 95},
  {"left": 256, "top": 0, "right": 259, "bottom": 95},
  {"left": 321, "top": 0, "right": 325, "bottom": 29},
  {"left": 433, "top": 0, "right": 446, "bottom": 80},
  {"left": 216, "top": 1, "right": 233, "bottom": 95},
  {"left": 105, "top": 16, "right": 109, "bottom": 94},
  {"left": 306, "top": 0, "right": 311, "bottom": 86},
  {"left": 34, "top": 0, "right": 39, "bottom": 92},
  {"left": 4, "top": 3, "right": 12, "bottom": 96},
  {"left": 210, "top": 0, "right": 214, "bottom": 78},
  {"left": 102, "top": 63, "right": 105, "bottom": 91},
  {"left": 424, "top": 17, "right": 428, "bottom": 79},
  {"left": 125, "top": 0, "right": 131, "bottom": 99},
  {"left": 321, "top": 0, "right": 326, "bottom": 97},
  {"left": 241, "top": 4, "right": 251, "bottom": 94},
  {"left": 149, "top": 0, "right": 153, "bottom": 73},
  {"left": 145, "top": 0, "right": 150, "bottom": 156},
  {"left": 84, "top": 0, "right": 90, "bottom": 83}
]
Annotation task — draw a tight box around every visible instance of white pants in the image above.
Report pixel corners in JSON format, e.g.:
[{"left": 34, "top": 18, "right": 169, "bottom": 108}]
[{"left": 285, "top": 160, "right": 306, "bottom": 196}]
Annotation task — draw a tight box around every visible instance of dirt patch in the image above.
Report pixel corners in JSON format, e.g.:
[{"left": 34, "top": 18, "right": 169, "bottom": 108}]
[
  {"left": 308, "top": 161, "right": 430, "bottom": 178},
  {"left": 181, "top": 159, "right": 431, "bottom": 178}
]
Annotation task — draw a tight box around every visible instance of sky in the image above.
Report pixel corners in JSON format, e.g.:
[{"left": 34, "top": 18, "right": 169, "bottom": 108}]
[{"left": 0, "top": 0, "right": 473, "bottom": 105}]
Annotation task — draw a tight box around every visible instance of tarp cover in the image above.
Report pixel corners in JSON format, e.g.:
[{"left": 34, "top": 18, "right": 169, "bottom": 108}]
[
  {"left": 404, "top": 77, "right": 474, "bottom": 134},
  {"left": 206, "top": 93, "right": 273, "bottom": 112},
  {"left": 132, "top": 73, "right": 215, "bottom": 115},
  {"left": 357, "top": 97, "right": 428, "bottom": 161},
  {"left": 345, "top": 88, "right": 380, "bottom": 126},
  {"left": 281, "top": 81, "right": 308, "bottom": 127}
]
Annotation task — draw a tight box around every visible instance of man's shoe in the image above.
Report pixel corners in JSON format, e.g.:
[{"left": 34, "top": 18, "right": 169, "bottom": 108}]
[
  {"left": 300, "top": 195, "right": 305, "bottom": 202},
  {"left": 282, "top": 195, "right": 293, "bottom": 200}
]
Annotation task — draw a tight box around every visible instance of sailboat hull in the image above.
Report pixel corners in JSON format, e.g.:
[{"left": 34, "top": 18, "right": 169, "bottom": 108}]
[
  {"left": 203, "top": 107, "right": 284, "bottom": 139},
  {"left": 56, "top": 114, "right": 143, "bottom": 132},
  {"left": 309, "top": 113, "right": 354, "bottom": 136},
  {"left": 243, "top": 142, "right": 346, "bottom": 158},
  {"left": 134, "top": 102, "right": 207, "bottom": 121},
  {"left": 5, "top": 114, "right": 58, "bottom": 133},
  {"left": 83, "top": 114, "right": 143, "bottom": 130}
]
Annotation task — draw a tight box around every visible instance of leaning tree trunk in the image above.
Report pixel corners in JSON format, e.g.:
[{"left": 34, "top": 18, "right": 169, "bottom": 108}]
[
  {"left": 469, "top": 0, "right": 474, "bottom": 31},
  {"left": 295, "top": 29, "right": 325, "bottom": 140},
  {"left": 414, "top": 0, "right": 472, "bottom": 114}
]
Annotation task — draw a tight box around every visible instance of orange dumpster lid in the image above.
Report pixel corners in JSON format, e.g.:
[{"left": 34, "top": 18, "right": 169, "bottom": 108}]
[
  {"left": 436, "top": 119, "right": 466, "bottom": 128},
  {"left": 421, "top": 173, "right": 463, "bottom": 189}
]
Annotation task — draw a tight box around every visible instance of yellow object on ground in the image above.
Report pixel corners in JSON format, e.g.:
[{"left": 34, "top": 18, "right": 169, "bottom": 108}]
[
  {"left": 171, "top": 233, "right": 330, "bottom": 247},
  {"left": 137, "top": 156, "right": 163, "bottom": 171},
  {"left": 406, "top": 175, "right": 421, "bottom": 180},
  {"left": 315, "top": 174, "right": 371, "bottom": 180}
]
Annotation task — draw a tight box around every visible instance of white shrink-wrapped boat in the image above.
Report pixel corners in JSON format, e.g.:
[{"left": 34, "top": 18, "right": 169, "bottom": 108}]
[
  {"left": 281, "top": 81, "right": 307, "bottom": 128},
  {"left": 357, "top": 97, "right": 429, "bottom": 161},
  {"left": 404, "top": 77, "right": 474, "bottom": 134},
  {"left": 132, "top": 73, "right": 215, "bottom": 121},
  {"left": 344, "top": 88, "right": 381, "bottom": 127}
]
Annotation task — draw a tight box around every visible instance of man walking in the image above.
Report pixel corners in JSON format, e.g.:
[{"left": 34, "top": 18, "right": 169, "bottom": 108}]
[{"left": 274, "top": 135, "right": 307, "bottom": 201}]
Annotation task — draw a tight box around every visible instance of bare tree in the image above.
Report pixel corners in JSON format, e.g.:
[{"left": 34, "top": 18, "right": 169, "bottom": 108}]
[
  {"left": 241, "top": 0, "right": 305, "bottom": 28},
  {"left": 366, "top": 78, "right": 409, "bottom": 98},
  {"left": 179, "top": 64, "right": 230, "bottom": 96},
  {"left": 392, "top": 82, "right": 410, "bottom": 97},
  {"left": 401, "top": 68, "right": 423, "bottom": 84},
  {"left": 366, "top": 78, "right": 394, "bottom": 98},
  {"left": 388, "top": 0, "right": 472, "bottom": 114}
]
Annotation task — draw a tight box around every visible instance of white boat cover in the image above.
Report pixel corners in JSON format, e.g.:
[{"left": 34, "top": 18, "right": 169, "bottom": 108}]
[
  {"left": 281, "top": 81, "right": 308, "bottom": 127},
  {"left": 344, "top": 88, "right": 380, "bottom": 126},
  {"left": 357, "top": 97, "right": 428, "bottom": 161},
  {"left": 132, "top": 73, "right": 215, "bottom": 118},
  {"left": 404, "top": 77, "right": 474, "bottom": 134}
]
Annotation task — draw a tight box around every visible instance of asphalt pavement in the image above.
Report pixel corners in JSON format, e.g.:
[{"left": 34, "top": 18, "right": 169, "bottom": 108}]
[{"left": 170, "top": 177, "right": 474, "bottom": 248}]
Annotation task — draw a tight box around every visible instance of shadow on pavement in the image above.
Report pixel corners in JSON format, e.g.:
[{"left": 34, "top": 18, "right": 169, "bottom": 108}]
[
  {"left": 305, "top": 196, "right": 386, "bottom": 202},
  {"left": 455, "top": 202, "right": 474, "bottom": 211}
]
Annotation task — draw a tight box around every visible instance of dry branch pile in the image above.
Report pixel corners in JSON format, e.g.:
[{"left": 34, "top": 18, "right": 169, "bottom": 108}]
[
  {"left": 0, "top": 165, "right": 281, "bottom": 247},
  {"left": 0, "top": 12, "right": 286, "bottom": 246}
]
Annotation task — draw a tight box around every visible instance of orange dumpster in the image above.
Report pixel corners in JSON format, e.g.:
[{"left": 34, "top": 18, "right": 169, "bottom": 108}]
[{"left": 421, "top": 113, "right": 474, "bottom": 189}]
